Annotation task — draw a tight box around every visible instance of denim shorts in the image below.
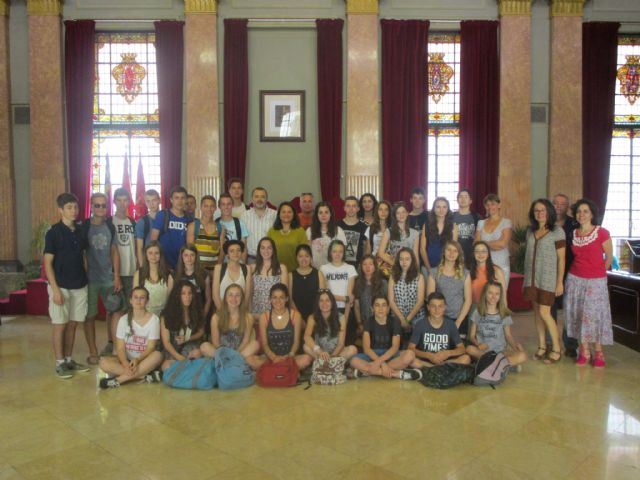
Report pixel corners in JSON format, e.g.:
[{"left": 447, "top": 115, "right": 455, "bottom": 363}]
[{"left": 354, "top": 348, "right": 400, "bottom": 362}]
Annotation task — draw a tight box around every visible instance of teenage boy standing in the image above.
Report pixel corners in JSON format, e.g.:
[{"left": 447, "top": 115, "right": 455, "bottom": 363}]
[
  {"left": 150, "top": 185, "right": 192, "bottom": 269},
  {"left": 453, "top": 189, "right": 480, "bottom": 266},
  {"left": 135, "top": 188, "right": 160, "bottom": 267},
  {"left": 408, "top": 187, "right": 428, "bottom": 232},
  {"left": 44, "top": 193, "right": 91, "bottom": 378},
  {"left": 409, "top": 292, "right": 471, "bottom": 367},
  {"left": 339, "top": 196, "right": 370, "bottom": 268},
  {"left": 217, "top": 193, "right": 249, "bottom": 262}
]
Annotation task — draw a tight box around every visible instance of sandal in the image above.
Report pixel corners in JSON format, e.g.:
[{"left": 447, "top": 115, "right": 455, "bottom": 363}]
[
  {"left": 534, "top": 347, "right": 547, "bottom": 360},
  {"left": 592, "top": 351, "right": 605, "bottom": 368},
  {"left": 544, "top": 350, "right": 562, "bottom": 364},
  {"left": 575, "top": 346, "right": 591, "bottom": 366},
  {"left": 86, "top": 354, "right": 100, "bottom": 366}
]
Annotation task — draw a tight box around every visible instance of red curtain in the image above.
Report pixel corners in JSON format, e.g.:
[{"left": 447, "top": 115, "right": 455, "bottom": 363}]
[
  {"left": 459, "top": 21, "right": 499, "bottom": 216},
  {"left": 316, "top": 19, "right": 344, "bottom": 202},
  {"left": 583, "top": 22, "right": 620, "bottom": 210},
  {"left": 381, "top": 20, "right": 429, "bottom": 203},
  {"left": 154, "top": 21, "right": 185, "bottom": 208},
  {"left": 224, "top": 19, "right": 249, "bottom": 188},
  {"left": 64, "top": 20, "right": 95, "bottom": 219}
]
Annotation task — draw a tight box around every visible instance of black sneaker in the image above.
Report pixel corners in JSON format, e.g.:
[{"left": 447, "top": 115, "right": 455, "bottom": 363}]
[
  {"left": 99, "top": 377, "right": 120, "bottom": 389},
  {"left": 65, "top": 359, "right": 90, "bottom": 372},
  {"left": 399, "top": 368, "right": 423, "bottom": 381},
  {"left": 55, "top": 363, "right": 73, "bottom": 379},
  {"left": 143, "top": 370, "right": 162, "bottom": 383}
]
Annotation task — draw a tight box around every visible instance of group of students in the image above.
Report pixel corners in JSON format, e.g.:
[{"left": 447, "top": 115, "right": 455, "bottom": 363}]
[{"left": 43, "top": 180, "right": 612, "bottom": 387}]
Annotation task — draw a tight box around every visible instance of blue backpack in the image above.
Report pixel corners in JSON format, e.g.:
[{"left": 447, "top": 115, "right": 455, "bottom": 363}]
[
  {"left": 163, "top": 358, "right": 217, "bottom": 390},
  {"left": 215, "top": 347, "right": 255, "bottom": 390}
]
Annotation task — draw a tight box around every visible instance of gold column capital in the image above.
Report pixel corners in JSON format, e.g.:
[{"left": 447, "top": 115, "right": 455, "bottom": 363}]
[
  {"left": 27, "top": 0, "right": 63, "bottom": 16},
  {"left": 498, "top": 0, "right": 532, "bottom": 16},
  {"left": 184, "top": 0, "right": 217, "bottom": 14},
  {"left": 551, "top": 0, "right": 585, "bottom": 17},
  {"left": 1, "top": 0, "right": 9, "bottom": 17},
  {"left": 346, "top": 0, "right": 378, "bottom": 15}
]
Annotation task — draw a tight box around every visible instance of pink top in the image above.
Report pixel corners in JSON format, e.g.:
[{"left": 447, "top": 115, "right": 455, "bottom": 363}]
[{"left": 569, "top": 226, "right": 610, "bottom": 279}]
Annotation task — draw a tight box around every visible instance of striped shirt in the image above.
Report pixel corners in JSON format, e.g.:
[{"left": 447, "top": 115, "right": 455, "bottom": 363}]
[{"left": 241, "top": 207, "right": 277, "bottom": 256}]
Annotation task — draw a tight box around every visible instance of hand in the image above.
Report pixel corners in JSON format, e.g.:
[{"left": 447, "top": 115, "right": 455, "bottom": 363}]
[
  {"left": 555, "top": 282, "right": 564, "bottom": 296},
  {"left": 348, "top": 294, "right": 355, "bottom": 307},
  {"left": 401, "top": 320, "right": 412, "bottom": 331},
  {"left": 113, "top": 276, "right": 122, "bottom": 293},
  {"left": 380, "top": 362, "right": 393, "bottom": 378},
  {"left": 319, "top": 351, "right": 330, "bottom": 362},
  {"left": 188, "top": 349, "right": 201, "bottom": 359},
  {"left": 370, "top": 358, "right": 383, "bottom": 372},
  {"left": 356, "top": 323, "right": 364, "bottom": 337},
  {"left": 478, "top": 343, "right": 489, "bottom": 351},
  {"left": 127, "top": 358, "right": 139, "bottom": 375},
  {"left": 432, "top": 351, "right": 448, "bottom": 365},
  {"left": 175, "top": 336, "right": 185, "bottom": 345},
  {"left": 52, "top": 287, "right": 64, "bottom": 306}
]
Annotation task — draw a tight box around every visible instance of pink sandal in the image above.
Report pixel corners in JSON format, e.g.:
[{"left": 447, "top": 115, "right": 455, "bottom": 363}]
[
  {"left": 575, "top": 346, "right": 590, "bottom": 366},
  {"left": 592, "top": 351, "right": 605, "bottom": 368}
]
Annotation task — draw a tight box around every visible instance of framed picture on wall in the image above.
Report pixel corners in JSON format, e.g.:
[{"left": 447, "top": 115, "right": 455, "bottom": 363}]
[{"left": 259, "top": 90, "right": 305, "bottom": 142}]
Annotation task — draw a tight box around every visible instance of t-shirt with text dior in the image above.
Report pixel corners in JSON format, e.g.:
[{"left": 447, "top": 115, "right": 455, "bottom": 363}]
[
  {"left": 116, "top": 313, "right": 160, "bottom": 360},
  {"left": 112, "top": 215, "right": 136, "bottom": 276},
  {"left": 410, "top": 317, "right": 462, "bottom": 353},
  {"left": 338, "top": 219, "right": 370, "bottom": 267},
  {"left": 153, "top": 210, "right": 192, "bottom": 269},
  {"left": 320, "top": 262, "right": 358, "bottom": 309}
]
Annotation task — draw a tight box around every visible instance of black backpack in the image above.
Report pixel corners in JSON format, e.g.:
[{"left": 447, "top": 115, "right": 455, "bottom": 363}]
[
  {"left": 419, "top": 363, "right": 474, "bottom": 389},
  {"left": 216, "top": 217, "right": 242, "bottom": 242}
]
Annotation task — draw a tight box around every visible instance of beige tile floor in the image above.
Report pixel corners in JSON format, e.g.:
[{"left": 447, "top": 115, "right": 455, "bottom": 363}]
[{"left": 0, "top": 312, "right": 639, "bottom": 479}]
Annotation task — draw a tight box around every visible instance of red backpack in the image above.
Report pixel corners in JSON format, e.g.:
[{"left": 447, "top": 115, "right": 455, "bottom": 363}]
[{"left": 256, "top": 356, "right": 299, "bottom": 387}]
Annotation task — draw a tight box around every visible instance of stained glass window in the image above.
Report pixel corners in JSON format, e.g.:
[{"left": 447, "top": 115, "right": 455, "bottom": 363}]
[
  {"left": 604, "top": 36, "right": 640, "bottom": 238},
  {"left": 427, "top": 33, "right": 461, "bottom": 209},
  {"left": 92, "top": 32, "right": 161, "bottom": 200}
]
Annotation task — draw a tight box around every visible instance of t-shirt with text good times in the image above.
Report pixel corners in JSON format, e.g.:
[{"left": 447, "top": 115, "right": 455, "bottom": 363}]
[
  {"left": 470, "top": 310, "right": 512, "bottom": 353},
  {"left": 320, "top": 262, "right": 358, "bottom": 309},
  {"left": 364, "top": 315, "right": 402, "bottom": 351},
  {"left": 217, "top": 217, "right": 250, "bottom": 242},
  {"left": 410, "top": 317, "right": 462, "bottom": 353},
  {"left": 569, "top": 226, "right": 611, "bottom": 279},
  {"left": 241, "top": 207, "right": 277, "bottom": 256},
  {"left": 134, "top": 213, "right": 156, "bottom": 247},
  {"left": 453, "top": 211, "right": 479, "bottom": 265},
  {"left": 339, "top": 219, "right": 370, "bottom": 268},
  {"left": 44, "top": 221, "right": 88, "bottom": 290},
  {"left": 116, "top": 313, "right": 160, "bottom": 360},
  {"left": 152, "top": 210, "right": 191, "bottom": 269},
  {"left": 112, "top": 215, "right": 136, "bottom": 276},
  {"left": 87, "top": 222, "right": 115, "bottom": 284},
  {"left": 306, "top": 226, "right": 347, "bottom": 269},
  {"left": 408, "top": 211, "right": 428, "bottom": 232}
]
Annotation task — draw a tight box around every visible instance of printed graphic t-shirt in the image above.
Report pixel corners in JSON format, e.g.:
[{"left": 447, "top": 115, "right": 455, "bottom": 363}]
[
  {"left": 339, "top": 220, "right": 370, "bottom": 268},
  {"left": 112, "top": 215, "right": 136, "bottom": 276},
  {"left": 410, "top": 317, "right": 461, "bottom": 353},
  {"left": 153, "top": 210, "right": 192, "bottom": 268},
  {"left": 320, "top": 262, "right": 358, "bottom": 309},
  {"left": 116, "top": 313, "right": 160, "bottom": 360}
]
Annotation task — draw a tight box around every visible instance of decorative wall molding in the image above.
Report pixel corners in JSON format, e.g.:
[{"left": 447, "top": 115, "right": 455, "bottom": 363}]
[
  {"left": 551, "top": 0, "right": 584, "bottom": 17},
  {"left": 27, "top": 0, "right": 62, "bottom": 16},
  {"left": 188, "top": 176, "right": 221, "bottom": 203},
  {"left": 184, "top": 0, "right": 217, "bottom": 14},
  {"left": 346, "top": 0, "right": 378, "bottom": 15},
  {"left": 498, "top": 0, "right": 532, "bottom": 16}
]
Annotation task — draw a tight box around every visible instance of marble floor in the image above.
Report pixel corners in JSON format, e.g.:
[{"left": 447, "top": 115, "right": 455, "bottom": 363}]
[{"left": 0, "top": 312, "right": 639, "bottom": 480}]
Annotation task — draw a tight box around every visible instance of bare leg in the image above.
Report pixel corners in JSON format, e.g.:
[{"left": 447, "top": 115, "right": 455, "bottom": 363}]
[
  {"left": 240, "top": 340, "right": 260, "bottom": 358},
  {"left": 537, "top": 304, "right": 560, "bottom": 361},
  {"left": 387, "top": 350, "right": 415, "bottom": 370},
  {"left": 63, "top": 321, "right": 79, "bottom": 358},
  {"left": 115, "top": 351, "right": 164, "bottom": 384},
  {"left": 505, "top": 350, "right": 527, "bottom": 366},
  {"left": 99, "top": 356, "right": 125, "bottom": 376},
  {"left": 295, "top": 354, "right": 313, "bottom": 370},
  {"left": 447, "top": 354, "right": 472, "bottom": 365},
  {"left": 533, "top": 302, "right": 547, "bottom": 351},
  {"left": 200, "top": 342, "right": 216, "bottom": 358},
  {"left": 339, "top": 345, "right": 358, "bottom": 360},
  {"left": 466, "top": 344, "right": 488, "bottom": 361},
  {"left": 52, "top": 324, "right": 66, "bottom": 361},
  {"left": 84, "top": 316, "right": 99, "bottom": 357}
]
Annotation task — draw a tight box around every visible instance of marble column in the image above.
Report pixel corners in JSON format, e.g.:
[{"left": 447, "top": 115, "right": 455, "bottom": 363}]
[
  {"left": 548, "top": 0, "right": 584, "bottom": 201},
  {"left": 0, "top": 0, "right": 17, "bottom": 260},
  {"left": 346, "top": 0, "right": 379, "bottom": 198},
  {"left": 497, "top": 0, "right": 533, "bottom": 225},
  {"left": 184, "top": 0, "right": 221, "bottom": 202},
  {"left": 27, "top": 0, "right": 66, "bottom": 235}
]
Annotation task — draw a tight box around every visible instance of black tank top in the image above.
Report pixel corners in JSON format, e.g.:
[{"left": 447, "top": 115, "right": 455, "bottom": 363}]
[
  {"left": 291, "top": 268, "right": 320, "bottom": 321},
  {"left": 267, "top": 310, "right": 295, "bottom": 356}
]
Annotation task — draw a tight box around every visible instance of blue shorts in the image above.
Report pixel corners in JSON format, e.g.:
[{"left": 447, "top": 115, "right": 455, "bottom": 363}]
[{"left": 354, "top": 348, "right": 400, "bottom": 362}]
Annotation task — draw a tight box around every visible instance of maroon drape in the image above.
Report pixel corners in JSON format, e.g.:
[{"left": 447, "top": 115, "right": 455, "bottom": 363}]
[
  {"left": 64, "top": 20, "right": 95, "bottom": 219},
  {"left": 459, "top": 21, "right": 499, "bottom": 216},
  {"left": 316, "top": 19, "right": 344, "bottom": 202},
  {"left": 381, "top": 20, "right": 429, "bottom": 203},
  {"left": 583, "top": 22, "right": 620, "bottom": 210},
  {"left": 154, "top": 21, "right": 184, "bottom": 208},
  {"left": 224, "top": 19, "right": 249, "bottom": 188}
]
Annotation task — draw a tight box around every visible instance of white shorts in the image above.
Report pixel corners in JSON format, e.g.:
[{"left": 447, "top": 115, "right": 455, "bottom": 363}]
[{"left": 48, "top": 285, "right": 88, "bottom": 325}]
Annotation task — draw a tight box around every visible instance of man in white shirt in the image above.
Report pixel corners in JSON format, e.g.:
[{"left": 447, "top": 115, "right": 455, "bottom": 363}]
[{"left": 242, "top": 187, "right": 277, "bottom": 263}]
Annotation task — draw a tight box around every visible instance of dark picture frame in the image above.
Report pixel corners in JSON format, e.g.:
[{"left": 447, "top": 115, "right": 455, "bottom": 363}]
[{"left": 259, "top": 90, "right": 305, "bottom": 142}]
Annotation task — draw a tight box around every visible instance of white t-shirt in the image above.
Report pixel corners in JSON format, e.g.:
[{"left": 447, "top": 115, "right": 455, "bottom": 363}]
[
  {"left": 320, "top": 262, "right": 358, "bottom": 309},
  {"left": 112, "top": 215, "right": 136, "bottom": 276},
  {"left": 116, "top": 313, "right": 160, "bottom": 360},
  {"left": 306, "top": 226, "right": 347, "bottom": 269}
]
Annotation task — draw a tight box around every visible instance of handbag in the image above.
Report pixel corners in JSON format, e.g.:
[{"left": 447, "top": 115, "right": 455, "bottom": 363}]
[
  {"left": 256, "top": 356, "right": 299, "bottom": 387},
  {"left": 310, "top": 356, "right": 347, "bottom": 385}
]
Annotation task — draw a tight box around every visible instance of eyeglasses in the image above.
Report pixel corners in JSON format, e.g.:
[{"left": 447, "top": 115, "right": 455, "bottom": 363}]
[
  {"left": 93, "top": 204, "right": 107, "bottom": 208},
  {"left": 318, "top": 288, "right": 331, "bottom": 293},
  {"left": 533, "top": 209, "right": 546, "bottom": 214},
  {"left": 474, "top": 249, "right": 489, "bottom": 254}
]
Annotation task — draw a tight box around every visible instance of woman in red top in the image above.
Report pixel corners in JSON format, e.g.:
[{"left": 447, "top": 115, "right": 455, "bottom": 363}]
[{"left": 563, "top": 199, "right": 613, "bottom": 367}]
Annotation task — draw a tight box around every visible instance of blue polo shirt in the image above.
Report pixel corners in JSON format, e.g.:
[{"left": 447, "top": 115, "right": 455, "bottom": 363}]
[{"left": 44, "top": 221, "right": 88, "bottom": 290}]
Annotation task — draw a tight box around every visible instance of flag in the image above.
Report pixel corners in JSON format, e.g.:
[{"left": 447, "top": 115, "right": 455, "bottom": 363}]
[
  {"left": 134, "top": 154, "right": 147, "bottom": 219},
  {"left": 104, "top": 154, "right": 112, "bottom": 216},
  {"left": 122, "top": 153, "right": 135, "bottom": 218}
]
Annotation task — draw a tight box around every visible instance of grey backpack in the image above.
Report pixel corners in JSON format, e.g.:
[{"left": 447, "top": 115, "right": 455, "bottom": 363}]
[{"left": 473, "top": 350, "right": 510, "bottom": 388}]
